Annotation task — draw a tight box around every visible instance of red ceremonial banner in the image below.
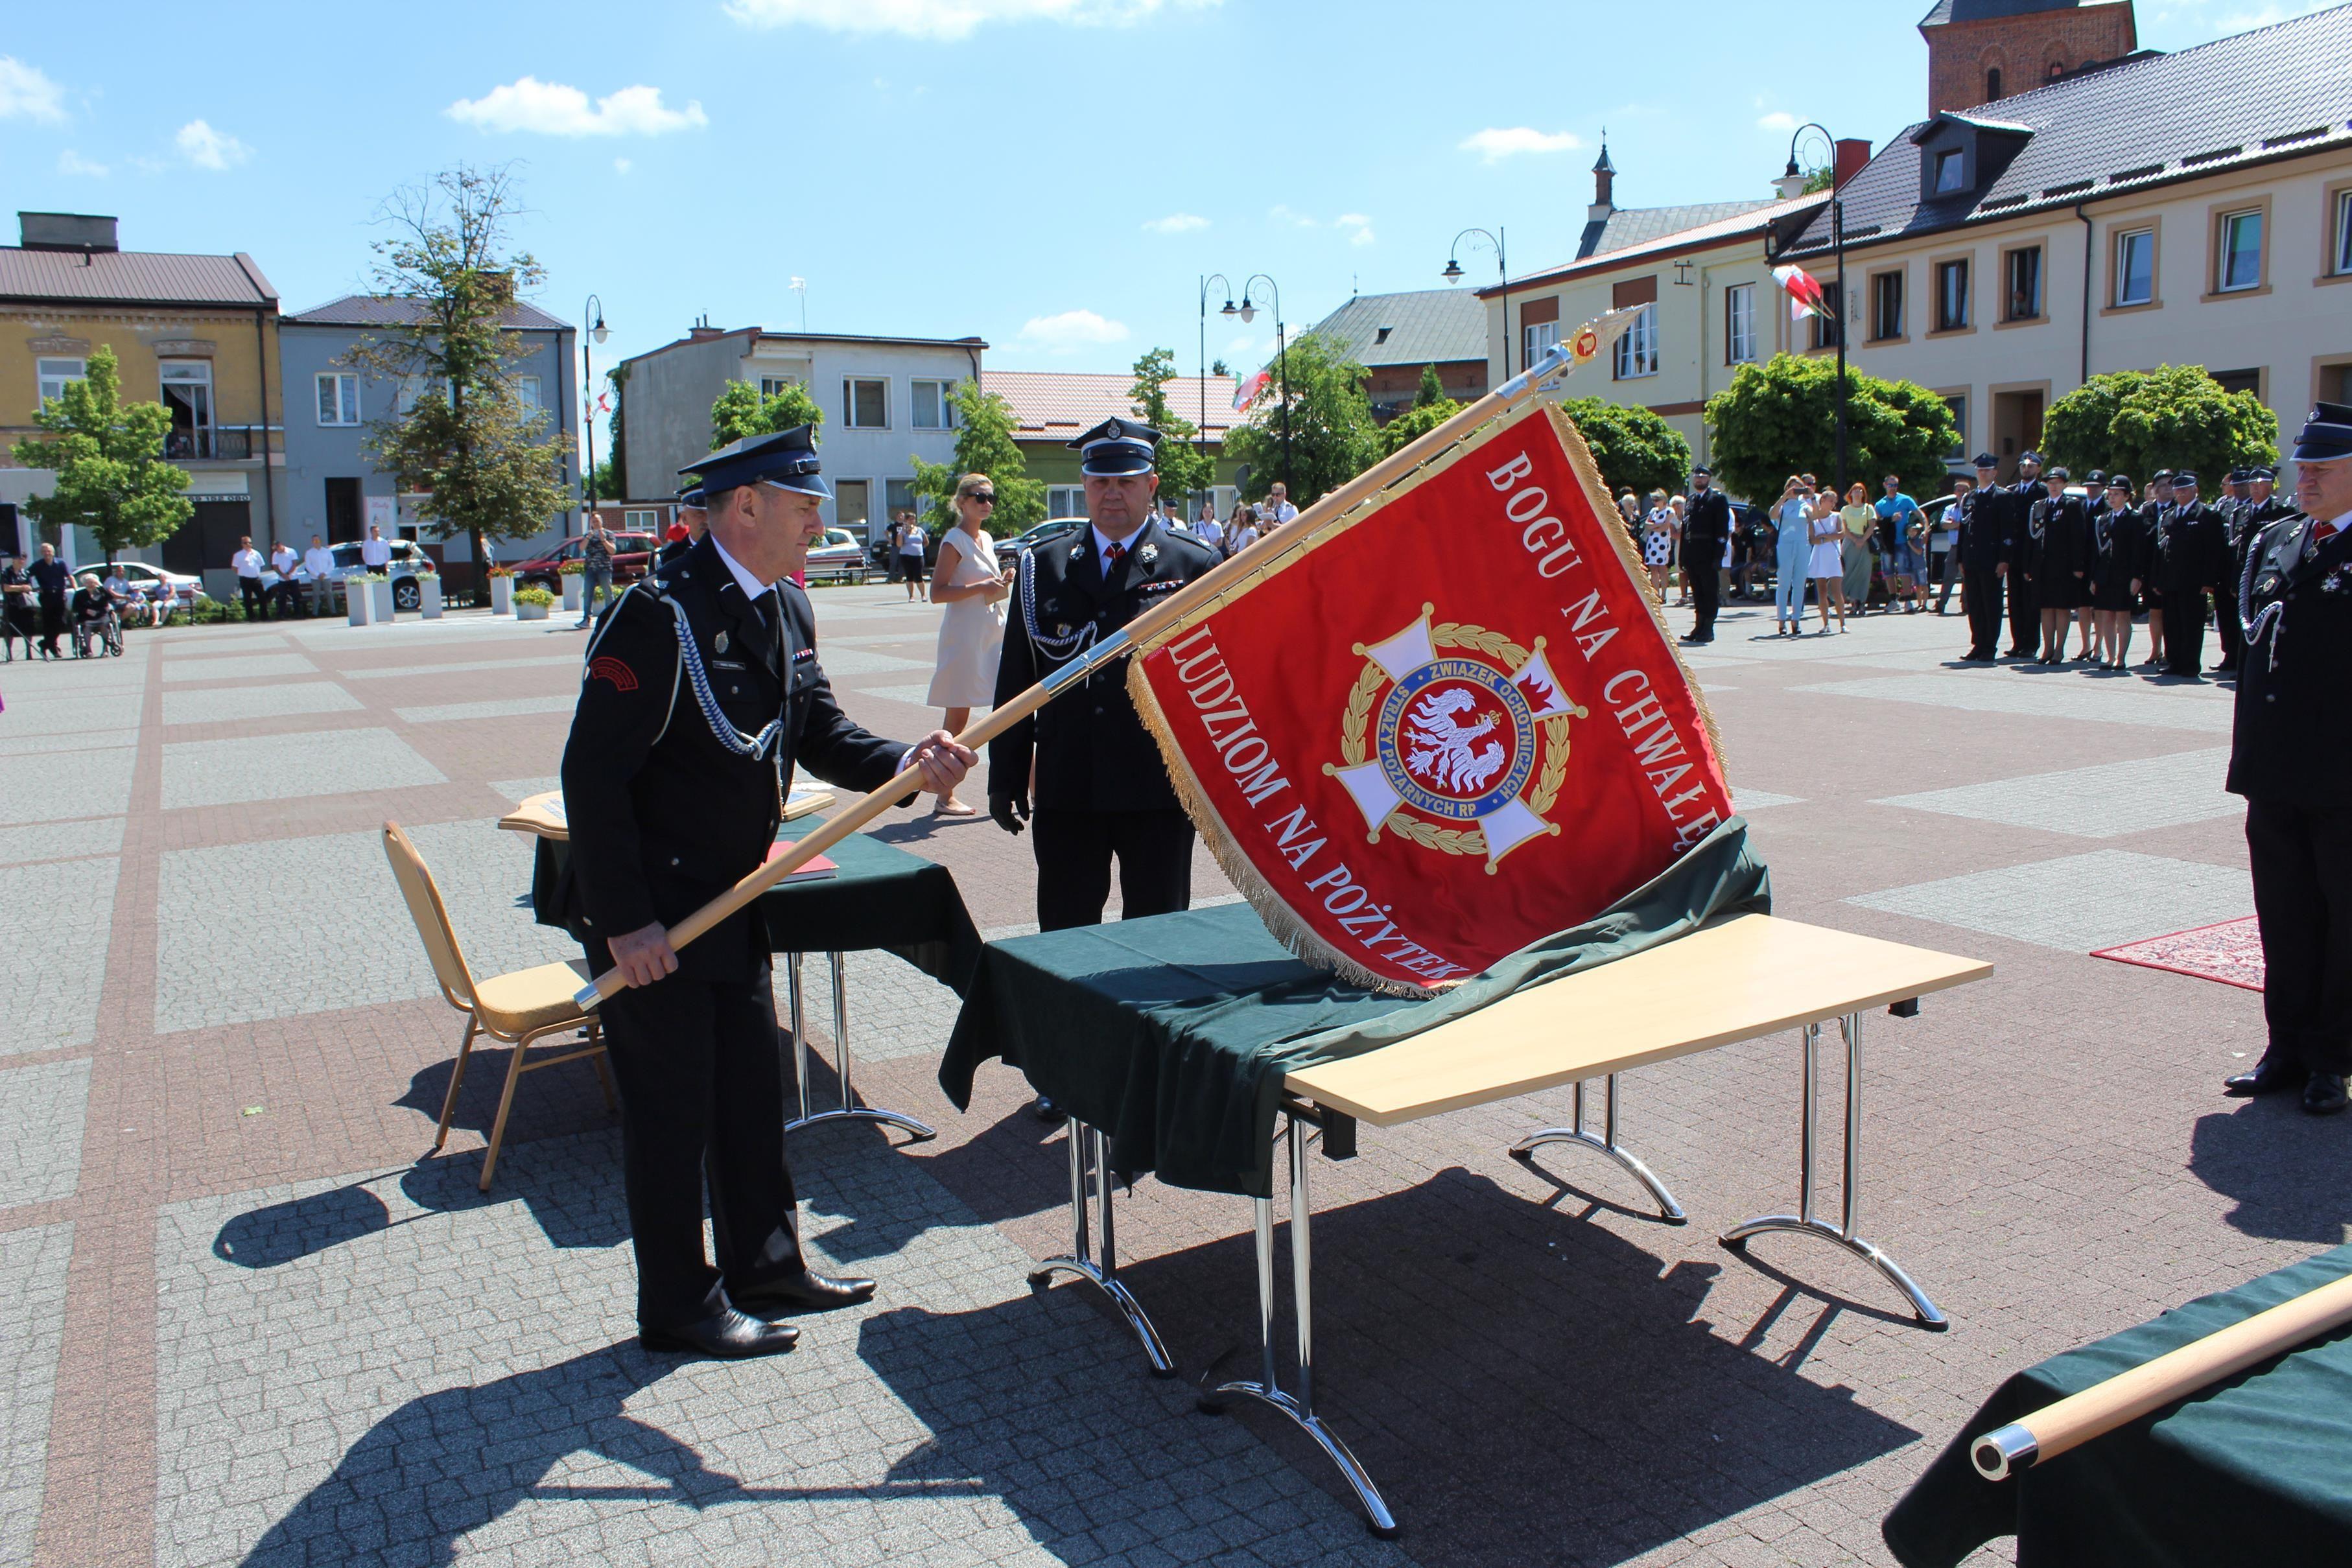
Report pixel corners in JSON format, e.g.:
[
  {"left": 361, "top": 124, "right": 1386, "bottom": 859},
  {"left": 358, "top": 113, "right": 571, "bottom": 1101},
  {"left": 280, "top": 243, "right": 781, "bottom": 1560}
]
[{"left": 1129, "top": 400, "right": 1733, "bottom": 996}]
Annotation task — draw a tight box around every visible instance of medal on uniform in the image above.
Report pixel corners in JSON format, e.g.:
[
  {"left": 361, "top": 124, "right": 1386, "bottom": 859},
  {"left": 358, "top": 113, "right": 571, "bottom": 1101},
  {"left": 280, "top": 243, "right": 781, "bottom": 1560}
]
[
  {"left": 1138, "top": 544, "right": 1158, "bottom": 565},
  {"left": 715, "top": 630, "right": 729, "bottom": 655}
]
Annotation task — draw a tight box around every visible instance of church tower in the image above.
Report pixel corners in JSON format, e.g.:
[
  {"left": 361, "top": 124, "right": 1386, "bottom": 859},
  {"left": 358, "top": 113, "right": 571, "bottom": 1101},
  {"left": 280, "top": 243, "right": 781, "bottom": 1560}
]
[{"left": 1919, "top": 0, "right": 2137, "bottom": 115}]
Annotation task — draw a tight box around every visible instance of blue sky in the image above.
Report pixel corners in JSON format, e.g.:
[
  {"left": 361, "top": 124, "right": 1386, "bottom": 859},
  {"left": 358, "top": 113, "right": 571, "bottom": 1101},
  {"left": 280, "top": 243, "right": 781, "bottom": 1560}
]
[{"left": 1, "top": 0, "right": 2329, "bottom": 432}]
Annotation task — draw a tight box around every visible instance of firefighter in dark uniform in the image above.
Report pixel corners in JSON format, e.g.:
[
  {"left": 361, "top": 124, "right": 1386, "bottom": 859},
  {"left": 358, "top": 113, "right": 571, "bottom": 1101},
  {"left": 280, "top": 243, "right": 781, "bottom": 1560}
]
[
  {"left": 1678, "top": 465, "right": 1732, "bottom": 644},
  {"left": 2026, "top": 466, "right": 2090, "bottom": 662},
  {"left": 655, "top": 486, "right": 707, "bottom": 567},
  {"left": 1958, "top": 454, "right": 2016, "bottom": 661},
  {"left": 2223, "top": 403, "right": 2352, "bottom": 1115},
  {"left": 2005, "top": 450, "right": 2045, "bottom": 657},
  {"left": 559, "top": 425, "right": 973, "bottom": 1358},
  {"left": 2154, "top": 470, "right": 2226, "bottom": 677},
  {"left": 989, "top": 417, "right": 1221, "bottom": 931},
  {"left": 2214, "top": 469, "right": 2252, "bottom": 672}
]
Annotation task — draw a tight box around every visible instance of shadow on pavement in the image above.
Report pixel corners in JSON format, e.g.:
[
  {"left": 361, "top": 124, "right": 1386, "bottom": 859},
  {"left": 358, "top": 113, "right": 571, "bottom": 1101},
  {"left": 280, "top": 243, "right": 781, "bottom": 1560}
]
[
  {"left": 211, "top": 1178, "right": 398, "bottom": 1268},
  {"left": 2189, "top": 1103, "right": 2352, "bottom": 1245}
]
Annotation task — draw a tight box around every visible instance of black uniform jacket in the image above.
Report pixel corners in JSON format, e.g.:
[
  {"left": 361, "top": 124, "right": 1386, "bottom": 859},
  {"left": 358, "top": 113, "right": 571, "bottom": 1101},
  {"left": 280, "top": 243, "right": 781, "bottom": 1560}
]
[
  {"left": 2026, "top": 493, "right": 2088, "bottom": 584},
  {"left": 2152, "top": 500, "right": 2226, "bottom": 593},
  {"left": 991, "top": 515, "right": 1221, "bottom": 814},
  {"left": 558, "top": 534, "right": 907, "bottom": 978},
  {"left": 1681, "top": 487, "right": 1732, "bottom": 552},
  {"left": 1957, "top": 486, "right": 2016, "bottom": 571},
  {"left": 2229, "top": 514, "right": 2352, "bottom": 808},
  {"left": 2089, "top": 503, "right": 2146, "bottom": 585}
]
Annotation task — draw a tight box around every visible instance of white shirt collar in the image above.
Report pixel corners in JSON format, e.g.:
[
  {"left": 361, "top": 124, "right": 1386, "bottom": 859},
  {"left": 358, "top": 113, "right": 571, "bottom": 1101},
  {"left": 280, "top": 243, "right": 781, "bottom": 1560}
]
[
  {"left": 1091, "top": 521, "right": 1147, "bottom": 569},
  {"left": 709, "top": 533, "right": 776, "bottom": 603}
]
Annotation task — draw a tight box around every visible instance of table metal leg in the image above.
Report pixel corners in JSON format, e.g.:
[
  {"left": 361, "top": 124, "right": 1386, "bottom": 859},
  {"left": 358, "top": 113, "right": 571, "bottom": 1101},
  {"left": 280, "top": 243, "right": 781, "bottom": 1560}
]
[
  {"left": 1026, "top": 1121, "right": 1177, "bottom": 1377},
  {"left": 1510, "top": 1075, "right": 1688, "bottom": 1223},
  {"left": 1720, "top": 1013, "right": 1947, "bottom": 1330},
  {"left": 785, "top": 951, "right": 936, "bottom": 1143},
  {"left": 1199, "top": 1115, "right": 1399, "bottom": 1539}
]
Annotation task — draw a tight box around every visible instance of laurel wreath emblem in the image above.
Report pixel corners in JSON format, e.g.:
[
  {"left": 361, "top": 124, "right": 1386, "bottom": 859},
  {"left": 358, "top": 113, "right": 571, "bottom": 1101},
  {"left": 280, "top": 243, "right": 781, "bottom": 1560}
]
[{"left": 1337, "top": 620, "right": 1575, "bottom": 856}]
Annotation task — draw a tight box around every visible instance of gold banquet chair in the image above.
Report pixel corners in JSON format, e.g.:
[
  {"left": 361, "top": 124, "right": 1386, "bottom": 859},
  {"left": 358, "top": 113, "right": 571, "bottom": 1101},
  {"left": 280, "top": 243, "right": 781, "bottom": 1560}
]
[{"left": 381, "top": 821, "right": 617, "bottom": 1190}]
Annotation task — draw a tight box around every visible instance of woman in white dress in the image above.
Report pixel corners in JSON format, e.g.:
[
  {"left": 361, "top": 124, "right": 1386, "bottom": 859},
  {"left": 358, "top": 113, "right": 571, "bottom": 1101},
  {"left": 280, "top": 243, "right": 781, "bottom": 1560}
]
[
  {"left": 1806, "top": 486, "right": 1848, "bottom": 633},
  {"left": 924, "top": 474, "right": 1012, "bottom": 815}
]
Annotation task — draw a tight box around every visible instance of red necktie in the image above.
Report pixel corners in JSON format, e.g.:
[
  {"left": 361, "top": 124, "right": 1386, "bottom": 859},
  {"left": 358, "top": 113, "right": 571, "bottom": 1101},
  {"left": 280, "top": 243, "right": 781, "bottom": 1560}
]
[
  {"left": 1105, "top": 543, "right": 1126, "bottom": 568},
  {"left": 2316, "top": 521, "right": 2342, "bottom": 544}
]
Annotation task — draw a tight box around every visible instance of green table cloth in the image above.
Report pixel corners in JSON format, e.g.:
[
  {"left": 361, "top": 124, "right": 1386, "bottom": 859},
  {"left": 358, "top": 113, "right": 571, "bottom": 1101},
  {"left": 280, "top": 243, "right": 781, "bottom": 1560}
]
[
  {"left": 1884, "top": 1243, "right": 2352, "bottom": 1568},
  {"left": 530, "top": 821, "right": 984, "bottom": 996},
  {"left": 939, "top": 818, "right": 1771, "bottom": 1199}
]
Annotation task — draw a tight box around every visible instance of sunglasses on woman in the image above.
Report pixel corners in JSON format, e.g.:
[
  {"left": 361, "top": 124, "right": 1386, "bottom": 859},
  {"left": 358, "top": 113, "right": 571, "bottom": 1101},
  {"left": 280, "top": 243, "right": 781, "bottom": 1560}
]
[{"left": 969, "top": 493, "right": 996, "bottom": 505}]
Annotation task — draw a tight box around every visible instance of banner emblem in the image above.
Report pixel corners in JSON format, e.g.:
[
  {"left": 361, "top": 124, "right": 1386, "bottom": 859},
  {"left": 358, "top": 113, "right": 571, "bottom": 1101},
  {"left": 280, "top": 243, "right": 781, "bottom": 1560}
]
[{"left": 1332, "top": 611, "right": 1582, "bottom": 869}]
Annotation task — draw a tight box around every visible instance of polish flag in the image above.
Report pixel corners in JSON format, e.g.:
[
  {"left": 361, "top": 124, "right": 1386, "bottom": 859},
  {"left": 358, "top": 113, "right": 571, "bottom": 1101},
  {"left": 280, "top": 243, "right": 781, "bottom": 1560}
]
[
  {"left": 1232, "top": 368, "right": 1272, "bottom": 410},
  {"left": 1774, "top": 264, "right": 1829, "bottom": 322},
  {"left": 593, "top": 391, "right": 612, "bottom": 415}
]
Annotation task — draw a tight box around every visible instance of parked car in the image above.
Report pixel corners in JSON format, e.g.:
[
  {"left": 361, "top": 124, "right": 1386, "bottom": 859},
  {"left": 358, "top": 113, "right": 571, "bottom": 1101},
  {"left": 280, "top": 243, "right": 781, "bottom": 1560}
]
[
  {"left": 508, "top": 532, "right": 661, "bottom": 598},
  {"left": 300, "top": 540, "right": 438, "bottom": 612},
  {"left": 805, "top": 528, "right": 869, "bottom": 584},
  {"left": 1003, "top": 519, "right": 1079, "bottom": 559}
]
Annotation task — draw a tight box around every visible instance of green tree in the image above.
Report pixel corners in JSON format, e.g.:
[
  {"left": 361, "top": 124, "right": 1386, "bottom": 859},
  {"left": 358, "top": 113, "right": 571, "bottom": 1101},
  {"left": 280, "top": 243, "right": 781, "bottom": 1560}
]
[
  {"left": 9, "top": 345, "right": 191, "bottom": 568},
  {"left": 1703, "top": 352, "right": 1957, "bottom": 501},
  {"left": 345, "top": 165, "right": 572, "bottom": 603},
  {"left": 709, "top": 378, "right": 826, "bottom": 448},
  {"left": 910, "top": 379, "right": 1043, "bottom": 536},
  {"left": 2042, "top": 364, "right": 2278, "bottom": 486},
  {"left": 1414, "top": 363, "right": 1448, "bottom": 408},
  {"left": 602, "top": 362, "right": 629, "bottom": 499},
  {"left": 1129, "top": 346, "right": 1214, "bottom": 504},
  {"left": 1377, "top": 393, "right": 1463, "bottom": 457},
  {"left": 1554, "top": 397, "right": 1693, "bottom": 502},
  {"left": 585, "top": 458, "right": 618, "bottom": 504},
  {"left": 1226, "top": 331, "right": 1379, "bottom": 507}
]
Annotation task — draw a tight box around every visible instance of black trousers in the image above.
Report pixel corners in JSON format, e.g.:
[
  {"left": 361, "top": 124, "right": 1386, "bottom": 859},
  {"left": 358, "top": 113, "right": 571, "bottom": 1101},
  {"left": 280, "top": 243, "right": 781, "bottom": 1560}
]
[
  {"left": 1688, "top": 552, "right": 1721, "bottom": 639},
  {"left": 239, "top": 576, "right": 266, "bottom": 620},
  {"left": 2163, "top": 589, "right": 2207, "bottom": 675},
  {"left": 2215, "top": 582, "right": 2244, "bottom": 669},
  {"left": 1031, "top": 806, "right": 1195, "bottom": 932},
  {"left": 1962, "top": 567, "right": 2003, "bottom": 656},
  {"left": 38, "top": 592, "right": 64, "bottom": 654},
  {"left": 2006, "top": 569, "right": 2036, "bottom": 654},
  {"left": 594, "top": 957, "right": 805, "bottom": 1328},
  {"left": 2246, "top": 798, "right": 2352, "bottom": 1075}
]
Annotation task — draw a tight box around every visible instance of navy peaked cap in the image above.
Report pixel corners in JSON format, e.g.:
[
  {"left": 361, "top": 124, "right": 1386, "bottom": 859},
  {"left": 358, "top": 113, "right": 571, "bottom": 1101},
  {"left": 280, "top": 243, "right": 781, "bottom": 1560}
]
[
  {"left": 2292, "top": 401, "right": 2352, "bottom": 463},
  {"left": 1070, "top": 417, "right": 1160, "bottom": 476},
  {"left": 681, "top": 424, "right": 829, "bottom": 498}
]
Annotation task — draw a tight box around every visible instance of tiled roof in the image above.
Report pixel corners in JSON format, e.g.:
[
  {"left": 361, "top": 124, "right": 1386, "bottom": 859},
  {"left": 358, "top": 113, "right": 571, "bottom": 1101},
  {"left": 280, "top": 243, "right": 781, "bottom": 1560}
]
[
  {"left": 1303, "top": 289, "right": 1488, "bottom": 369},
  {"left": 1578, "top": 200, "right": 1778, "bottom": 261},
  {"left": 1482, "top": 191, "right": 1831, "bottom": 296},
  {"left": 1919, "top": 0, "right": 2111, "bottom": 25},
  {"left": 0, "top": 248, "right": 275, "bottom": 306},
  {"left": 980, "top": 370, "right": 1245, "bottom": 442},
  {"left": 1785, "top": 3, "right": 2352, "bottom": 256},
  {"left": 286, "top": 293, "right": 570, "bottom": 331}
]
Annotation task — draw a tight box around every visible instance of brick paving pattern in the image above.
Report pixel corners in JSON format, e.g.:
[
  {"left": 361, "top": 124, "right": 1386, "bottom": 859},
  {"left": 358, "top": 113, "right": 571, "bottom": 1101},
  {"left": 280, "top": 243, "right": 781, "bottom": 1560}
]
[{"left": 0, "top": 587, "right": 2326, "bottom": 1566}]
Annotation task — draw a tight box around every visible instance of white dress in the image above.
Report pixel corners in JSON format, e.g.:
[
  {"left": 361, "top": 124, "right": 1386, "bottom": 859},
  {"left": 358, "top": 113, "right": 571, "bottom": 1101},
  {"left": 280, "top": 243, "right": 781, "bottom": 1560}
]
[
  {"left": 1807, "top": 514, "right": 1843, "bottom": 579},
  {"left": 925, "top": 528, "right": 1004, "bottom": 707}
]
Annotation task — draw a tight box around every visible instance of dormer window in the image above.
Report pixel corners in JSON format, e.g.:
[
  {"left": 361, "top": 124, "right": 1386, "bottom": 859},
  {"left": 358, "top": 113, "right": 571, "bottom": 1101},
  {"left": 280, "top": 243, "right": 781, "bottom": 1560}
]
[{"left": 1933, "top": 148, "right": 1966, "bottom": 194}]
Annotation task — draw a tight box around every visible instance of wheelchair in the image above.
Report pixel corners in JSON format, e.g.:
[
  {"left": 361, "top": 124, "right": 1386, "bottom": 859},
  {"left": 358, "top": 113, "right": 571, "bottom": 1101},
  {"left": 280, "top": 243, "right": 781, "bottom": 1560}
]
[{"left": 72, "top": 607, "right": 124, "bottom": 659}]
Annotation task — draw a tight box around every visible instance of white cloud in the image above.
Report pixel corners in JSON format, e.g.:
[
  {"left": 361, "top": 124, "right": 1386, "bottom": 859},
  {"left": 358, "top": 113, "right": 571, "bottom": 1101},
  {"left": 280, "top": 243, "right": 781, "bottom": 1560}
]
[
  {"left": 0, "top": 58, "right": 65, "bottom": 123},
  {"left": 1336, "top": 213, "right": 1374, "bottom": 247},
  {"left": 56, "top": 149, "right": 108, "bottom": 177},
  {"left": 1459, "top": 126, "right": 1579, "bottom": 163},
  {"left": 176, "top": 120, "right": 250, "bottom": 171},
  {"left": 1758, "top": 110, "right": 1798, "bottom": 132},
  {"left": 1017, "top": 309, "right": 1129, "bottom": 352},
  {"left": 727, "top": 0, "right": 1219, "bottom": 41},
  {"left": 1143, "top": 212, "right": 1208, "bottom": 235},
  {"left": 447, "top": 78, "right": 708, "bottom": 137},
  {"left": 614, "top": 157, "right": 633, "bottom": 175}
]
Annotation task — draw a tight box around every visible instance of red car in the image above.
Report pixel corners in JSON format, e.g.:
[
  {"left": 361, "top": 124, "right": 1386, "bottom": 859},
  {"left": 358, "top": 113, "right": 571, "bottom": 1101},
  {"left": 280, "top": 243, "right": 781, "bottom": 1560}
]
[{"left": 508, "top": 532, "right": 660, "bottom": 596}]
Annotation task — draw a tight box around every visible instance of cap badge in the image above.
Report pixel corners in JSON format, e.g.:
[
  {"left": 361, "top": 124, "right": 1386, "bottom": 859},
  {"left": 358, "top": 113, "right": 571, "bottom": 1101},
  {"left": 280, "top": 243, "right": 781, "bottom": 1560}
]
[
  {"left": 1105, "top": 419, "right": 1122, "bottom": 440},
  {"left": 1070, "top": 543, "right": 1087, "bottom": 561}
]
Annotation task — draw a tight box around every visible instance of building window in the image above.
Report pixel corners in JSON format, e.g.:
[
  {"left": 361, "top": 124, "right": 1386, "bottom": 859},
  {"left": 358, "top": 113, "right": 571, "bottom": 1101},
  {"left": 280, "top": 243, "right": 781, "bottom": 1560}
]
[
  {"left": 622, "top": 509, "right": 659, "bottom": 531},
  {"left": 1933, "top": 148, "right": 1965, "bottom": 194},
  {"left": 758, "top": 375, "right": 801, "bottom": 399},
  {"left": 911, "top": 379, "right": 958, "bottom": 430},
  {"left": 1936, "top": 259, "right": 1971, "bottom": 331},
  {"left": 844, "top": 377, "right": 888, "bottom": 428},
  {"left": 1046, "top": 485, "right": 1087, "bottom": 521},
  {"left": 2217, "top": 208, "right": 2264, "bottom": 292},
  {"left": 1870, "top": 272, "right": 1904, "bottom": 340},
  {"left": 159, "top": 359, "right": 214, "bottom": 459},
  {"left": 36, "top": 357, "right": 86, "bottom": 406},
  {"left": 2115, "top": 228, "right": 2156, "bottom": 306},
  {"left": 1724, "top": 285, "right": 1756, "bottom": 364},
  {"left": 1943, "top": 395, "right": 1968, "bottom": 459},
  {"left": 1811, "top": 307, "right": 1844, "bottom": 351},
  {"left": 885, "top": 478, "right": 919, "bottom": 521},
  {"left": 514, "top": 375, "right": 542, "bottom": 412},
  {"left": 315, "top": 372, "right": 360, "bottom": 427},
  {"left": 1985, "top": 67, "right": 2003, "bottom": 100},
  {"left": 1523, "top": 318, "right": 1558, "bottom": 368},
  {"left": 2211, "top": 368, "right": 2263, "bottom": 399},
  {"left": 2336, "top": 189, "right": 2352, "bottom": 277},
  {"left": 1612, "top": 304, "right": 1657, "bottom": 379},
  {"left": 395, "top": 375, "right": 445, "bottom": 414},
  {"left": 2003, "top": 246, "right": 2043, "bottom": 320}
]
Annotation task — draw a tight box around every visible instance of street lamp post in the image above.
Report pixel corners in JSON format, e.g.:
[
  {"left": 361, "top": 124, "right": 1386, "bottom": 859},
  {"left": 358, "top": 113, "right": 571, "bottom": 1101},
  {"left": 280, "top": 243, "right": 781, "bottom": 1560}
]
[
  {"left": 1442, "top": 227, "right": 1509, "bottom": 382},
  {"left": 1198, "top": 272, "right": 1233, "bottom": 517},
  {"left": 1226, "top": 275, "right": 1288, "bottom": 497},
  {"left": 581, "top": 294, "right": 609, "bottom": 533},
  {"left": 1782, "top": 126, "right": 1848, "bottom": 493}
]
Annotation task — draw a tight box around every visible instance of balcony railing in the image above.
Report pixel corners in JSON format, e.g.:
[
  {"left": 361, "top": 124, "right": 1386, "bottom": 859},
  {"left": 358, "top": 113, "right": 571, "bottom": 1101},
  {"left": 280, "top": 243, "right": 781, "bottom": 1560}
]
[{"left": 165, "top": 426, "right": 274, "bottom": 461}]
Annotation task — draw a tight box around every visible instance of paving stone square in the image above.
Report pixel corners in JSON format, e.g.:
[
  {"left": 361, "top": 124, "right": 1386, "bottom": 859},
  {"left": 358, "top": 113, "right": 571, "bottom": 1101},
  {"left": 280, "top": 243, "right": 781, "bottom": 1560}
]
[
  {"left": 161, "top": 681, "right": 362, "bottom": 727},
  {"left": 1875, "top": 749, "right": 2237, "bottom": 839},
  {"left": 0, "top": 1224, "right": 73, "bottom": 1568},
  {"left": 394, "top": 695, "right": 578, "bottom": 725},
  {"left": 0, "top": 859, "right": 117, "bottom": 1055},
  {"left": 0, "top": 817, "right": 123, "bottom": 865},
  {"left": 0, "top": 1060, "right": 92, "bottom": 1211},
  {"left": 1846, "top": 850, "right": 2255, "bottom": 952},
  {"left": 342, "top": 654, "right": 582, "bottom": 682},
  {"left": 161, "top": 653, "right": 318, "bottom": 683},
  {"left": 159, "top": 727, "right": 446, "bottom": 810},
  {"left": 1791, "top": 673, "right": 2234, "bottom": 733},
  {"left": 0, "top": 745, "right": 136, "bottom": 825}
]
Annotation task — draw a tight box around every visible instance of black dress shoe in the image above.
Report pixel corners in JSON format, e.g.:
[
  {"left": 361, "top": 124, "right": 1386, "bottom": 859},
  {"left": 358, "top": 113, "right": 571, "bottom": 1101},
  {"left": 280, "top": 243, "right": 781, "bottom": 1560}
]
[
  {"left": 2224, "top": 1057, "right": 2309, "bottom": 1097},
  {"left": 1029, "top": 1094, "right": 1063, "bottom": 1122},
  {"left": 733, "top": 1268, "right": 877, "bottom": 1316},
  {"left": 639, "top": 1307, "right": 799, "bottom": 1359},
  {"left": 2303, "top": 1075, "right": 2349, "bottom": 1116}
]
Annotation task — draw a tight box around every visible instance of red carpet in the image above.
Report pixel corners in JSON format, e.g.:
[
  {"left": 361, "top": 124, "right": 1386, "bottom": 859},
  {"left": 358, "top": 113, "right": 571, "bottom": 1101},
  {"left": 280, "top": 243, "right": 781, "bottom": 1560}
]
[{"left": 2092, "top": 916, "right": 2265, "bottom": 991}]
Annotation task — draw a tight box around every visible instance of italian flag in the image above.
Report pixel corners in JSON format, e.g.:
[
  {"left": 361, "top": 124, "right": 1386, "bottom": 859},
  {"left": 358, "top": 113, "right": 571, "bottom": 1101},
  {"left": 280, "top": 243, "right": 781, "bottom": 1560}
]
[{"left": 1774, "top": 264, "right": 1829, "bottom": 322}]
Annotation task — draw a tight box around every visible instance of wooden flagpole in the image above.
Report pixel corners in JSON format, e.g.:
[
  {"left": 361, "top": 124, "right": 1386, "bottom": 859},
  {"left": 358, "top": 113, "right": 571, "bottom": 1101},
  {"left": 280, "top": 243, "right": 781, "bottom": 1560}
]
[{"left": 573, "top": 310, "right": 1641, "bottom": 1009}]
